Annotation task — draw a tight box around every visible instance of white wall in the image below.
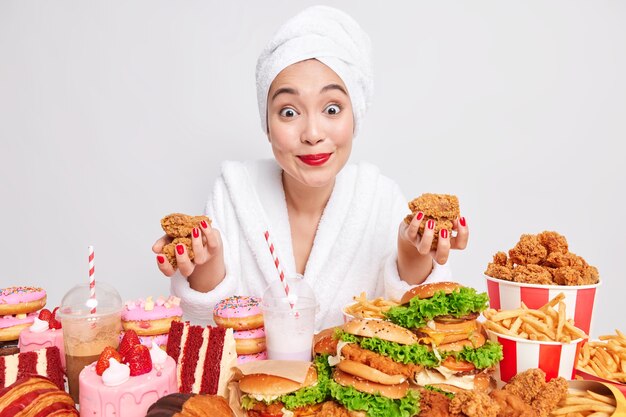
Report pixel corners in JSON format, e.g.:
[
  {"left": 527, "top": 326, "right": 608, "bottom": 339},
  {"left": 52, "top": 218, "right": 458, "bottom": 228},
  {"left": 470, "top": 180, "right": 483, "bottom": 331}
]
[{"left": 1, "top": 1, "right": 624, "bottom": 337}]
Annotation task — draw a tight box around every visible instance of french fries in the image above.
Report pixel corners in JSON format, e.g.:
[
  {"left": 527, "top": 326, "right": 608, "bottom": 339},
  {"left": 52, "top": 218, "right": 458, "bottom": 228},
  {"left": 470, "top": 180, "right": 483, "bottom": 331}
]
[
  {"left": 578, "top": 329, "right": 626, "bottom": 384},
  {"left": 551, "top": 389, "right": 616, "bottom": 417},
  {"left": 343, "top": 292, "right": 399, "bottom": 320},
  {"left": 483, "top": 293, "right": 588, "bottom": 343}
]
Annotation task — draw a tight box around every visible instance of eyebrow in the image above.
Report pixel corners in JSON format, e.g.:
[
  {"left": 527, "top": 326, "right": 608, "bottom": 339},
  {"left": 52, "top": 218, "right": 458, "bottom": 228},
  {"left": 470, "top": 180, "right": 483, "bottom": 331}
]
[{"left": 271, "top": 84, "right": 348, "bottom": 101}]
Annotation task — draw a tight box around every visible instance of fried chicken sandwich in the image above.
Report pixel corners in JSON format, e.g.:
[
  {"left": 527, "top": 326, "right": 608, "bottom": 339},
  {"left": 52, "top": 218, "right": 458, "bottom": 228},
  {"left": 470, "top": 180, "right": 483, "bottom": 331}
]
[{"left": 385, "top": 282, "right": 503, "bottom": 393}]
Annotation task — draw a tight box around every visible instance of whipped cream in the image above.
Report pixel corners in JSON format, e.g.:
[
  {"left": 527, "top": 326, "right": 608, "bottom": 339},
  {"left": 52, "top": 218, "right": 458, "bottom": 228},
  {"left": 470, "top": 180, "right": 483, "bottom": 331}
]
[
  {"left": 102, "top": 358, "right": 130, "bottom": 386},
  {"left": 29, "top": 317, "right": 49, "bottom": 333},
  {"left": 150, "top": 341, "right": 167, "bottom": 365}
]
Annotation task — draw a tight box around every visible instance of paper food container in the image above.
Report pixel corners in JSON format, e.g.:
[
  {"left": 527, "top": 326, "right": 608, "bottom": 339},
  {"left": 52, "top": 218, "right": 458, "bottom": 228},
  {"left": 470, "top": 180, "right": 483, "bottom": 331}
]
[
  {"left": 576, "top": 369, "right": 626, "bottom": 397},
  {"left": 485, "top": 274, "right": 600, "bottom": 335},
  {"left": 487, "top": 329, "right": 584, "bottom": 383},
  {"left": 568, "top": 379, "right": 626, "bottom": 416},
  {"left": 342, "top": 302, "right": 383, "bottom": 323}
]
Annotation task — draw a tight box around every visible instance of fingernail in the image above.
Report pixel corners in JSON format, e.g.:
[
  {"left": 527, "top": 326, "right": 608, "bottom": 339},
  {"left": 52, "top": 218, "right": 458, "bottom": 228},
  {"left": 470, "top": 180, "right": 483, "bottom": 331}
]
[
  {"left": 441, "top": 229, "right": 448, "bottom": 239},
  {"left": 157, "top": 255, "right": 165, "bottom": 264},
  {"left": 192, "top": 228, "right": 199, "bottom": 238},
  {"left": 201, "top": 220, "right": 208, "bottom": 229},
  {"left": 459, "top": 217, "right": 466, "bottom": 227},
  {"left": 427, "top": 219, "right": 435, "bottom": 229},
  {"left": 416, "top": 212, "right": 424, "bottom": 221},
  {"left": 176, "top": 244, "right": 184, "bottom": 255}
]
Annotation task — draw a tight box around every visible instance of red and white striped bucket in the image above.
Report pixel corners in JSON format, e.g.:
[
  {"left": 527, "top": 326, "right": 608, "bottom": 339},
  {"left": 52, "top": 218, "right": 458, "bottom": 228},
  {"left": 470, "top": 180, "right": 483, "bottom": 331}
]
[
  {"left": 487, "top": 330, "right": 583, "bottom": 382},
  {"left": 485, "top": 275, "right": 600, "bottom": 335}
]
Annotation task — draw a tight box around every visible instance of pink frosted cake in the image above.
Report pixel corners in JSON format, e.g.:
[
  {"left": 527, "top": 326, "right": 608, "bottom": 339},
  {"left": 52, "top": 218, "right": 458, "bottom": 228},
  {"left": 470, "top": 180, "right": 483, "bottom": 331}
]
[
  {"left": 79, "top": 340, "right": 178, "bottom": 417},
  {"left": 19, "top": 317, "right": 65, "bottom": 368}
]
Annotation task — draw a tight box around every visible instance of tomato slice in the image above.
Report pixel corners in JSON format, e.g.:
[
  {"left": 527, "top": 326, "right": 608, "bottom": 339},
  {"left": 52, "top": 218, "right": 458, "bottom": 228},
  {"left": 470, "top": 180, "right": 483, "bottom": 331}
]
[{"left": 442, "top": 356, "right": 475, "bottom": 372}]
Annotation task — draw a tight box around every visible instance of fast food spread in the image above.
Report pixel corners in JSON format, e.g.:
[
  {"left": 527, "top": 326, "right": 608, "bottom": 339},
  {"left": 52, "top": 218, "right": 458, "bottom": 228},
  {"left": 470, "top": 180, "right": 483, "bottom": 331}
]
[{"left": 485, "top": 231, "right": 599, "bottom": 286}]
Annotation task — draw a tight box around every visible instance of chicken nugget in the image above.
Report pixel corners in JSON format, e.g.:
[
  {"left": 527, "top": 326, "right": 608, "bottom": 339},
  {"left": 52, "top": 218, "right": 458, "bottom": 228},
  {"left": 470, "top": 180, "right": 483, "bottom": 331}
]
[
  {"left": 405, "top": 194, "right": 460, "bottom": 250},
  {"left": 512, "top": 265, "right": 553, "bottom": 285},
  {"left": 161, "top": 213, "right": 210, "bottom": 238},
  {"left": 509, "top": 235, "right": 548, "bottom": 265},
  {"left": 485, "top": 263, "right": 514, "bottom": 281},
  {"left": 162, "top": 237, "right": 194, "bottom": 269},
  {"left": 537, "top": 231, "right": 569, "bottom": 255}
]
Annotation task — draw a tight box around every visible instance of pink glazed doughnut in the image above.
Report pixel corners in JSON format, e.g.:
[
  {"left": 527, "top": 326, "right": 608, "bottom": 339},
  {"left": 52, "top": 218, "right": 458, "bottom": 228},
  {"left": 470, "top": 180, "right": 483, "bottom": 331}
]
[
  {"left": 213, "top": 296, "right": 264, "bottom": 331},
  {"left": 121, "top": 296, "right": 183, "bottom": 336},
  {"left": 0, "top": 312, "right": 37, "bottom": 342},
  {"left": 233, "top": 327, "right": 266, "bottom": 355},
  {"left": 237, "top": 350, "right": 268, "bottom": 364},
  {"left": 0, "top": 286, "right": 47, "bottom": 316}
]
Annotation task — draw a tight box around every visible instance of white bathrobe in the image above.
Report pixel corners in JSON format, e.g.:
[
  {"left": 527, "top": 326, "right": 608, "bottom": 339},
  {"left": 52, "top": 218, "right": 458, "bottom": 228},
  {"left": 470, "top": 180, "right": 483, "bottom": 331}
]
[{"left": 171, "top": 159, "right": 450, "bottom": 331}]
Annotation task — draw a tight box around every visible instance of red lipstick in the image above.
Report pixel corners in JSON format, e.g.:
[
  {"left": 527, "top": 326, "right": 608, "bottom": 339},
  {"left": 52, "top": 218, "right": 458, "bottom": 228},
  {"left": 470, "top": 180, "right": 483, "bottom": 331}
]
[{"left": 297, "top": 153, "right": 332, "bottom": 166}]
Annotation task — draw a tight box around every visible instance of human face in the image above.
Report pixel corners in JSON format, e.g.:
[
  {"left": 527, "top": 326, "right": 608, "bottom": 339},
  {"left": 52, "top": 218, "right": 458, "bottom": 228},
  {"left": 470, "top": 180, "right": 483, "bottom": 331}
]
[{"left": 267, "top": 59, "right": 354, "bottom": 189}]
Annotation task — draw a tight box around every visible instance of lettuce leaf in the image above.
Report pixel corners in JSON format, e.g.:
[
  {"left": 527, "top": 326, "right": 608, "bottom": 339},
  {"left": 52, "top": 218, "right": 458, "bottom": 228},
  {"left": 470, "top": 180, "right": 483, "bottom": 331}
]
[
  {"left": 338, "top": 332, "right": 502, "bottom": 369},
  {"left": 423, "top": 385, "right": 455, "bottom": 399},
  {"left": 385, "top": 287, "right": 489, "bottom": 329},
  {"left": 281, "top": 354, "right": 332, "bottom": 409},
  {"left": 330, "top": 381, "right": 420, "bottom": 417}
]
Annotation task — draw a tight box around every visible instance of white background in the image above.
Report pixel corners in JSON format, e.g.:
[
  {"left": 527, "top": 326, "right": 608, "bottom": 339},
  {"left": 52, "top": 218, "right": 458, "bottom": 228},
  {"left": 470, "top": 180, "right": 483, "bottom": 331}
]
[{"left": 1, "top": 1, "right": 624, "bottom": 337}]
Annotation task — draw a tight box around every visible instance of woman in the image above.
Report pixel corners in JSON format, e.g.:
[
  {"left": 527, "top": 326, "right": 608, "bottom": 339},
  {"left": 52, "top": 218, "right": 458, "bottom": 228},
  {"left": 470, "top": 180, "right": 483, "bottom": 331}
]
[{"left": 153, "top": 6, "right": 468, "bottom": 330}]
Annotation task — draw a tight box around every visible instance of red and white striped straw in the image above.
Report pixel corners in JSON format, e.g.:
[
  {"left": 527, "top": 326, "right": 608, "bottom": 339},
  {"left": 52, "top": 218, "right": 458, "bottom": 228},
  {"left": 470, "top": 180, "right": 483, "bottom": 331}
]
[
  {"left": 264, "top": 231, "right": 295, "bottom": 310},
  {"left": 88, "top": 245, "right": 96, "bottom": 314}
]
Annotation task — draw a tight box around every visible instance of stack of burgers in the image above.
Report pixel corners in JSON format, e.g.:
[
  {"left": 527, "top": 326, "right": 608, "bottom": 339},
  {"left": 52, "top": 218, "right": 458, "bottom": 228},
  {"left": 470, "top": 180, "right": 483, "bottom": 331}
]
[{"left": 321, "top": 282, "right": 502, "bottom": 415}]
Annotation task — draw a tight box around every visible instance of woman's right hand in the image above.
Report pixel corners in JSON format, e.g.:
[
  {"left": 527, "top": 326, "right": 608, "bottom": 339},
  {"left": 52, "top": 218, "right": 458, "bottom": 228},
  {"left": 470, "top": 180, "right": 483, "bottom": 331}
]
[{"left": 152, "top": 220, "right": 225, "bottom": 281}]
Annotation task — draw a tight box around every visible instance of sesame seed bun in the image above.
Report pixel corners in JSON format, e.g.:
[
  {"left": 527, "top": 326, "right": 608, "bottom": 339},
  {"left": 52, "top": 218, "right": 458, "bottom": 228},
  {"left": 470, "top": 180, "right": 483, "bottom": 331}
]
[
  {"left": 342, "top": 319, "right": 418, "bottom": 345},
  {"left": 333, "top": 369, "right": 410, "bottom": 400},
  {"left": 400, "top": 282, "right": 463, "bottom": 305},
  {"left": 238, "top": 366, "right": 317, "bottom": 396}
]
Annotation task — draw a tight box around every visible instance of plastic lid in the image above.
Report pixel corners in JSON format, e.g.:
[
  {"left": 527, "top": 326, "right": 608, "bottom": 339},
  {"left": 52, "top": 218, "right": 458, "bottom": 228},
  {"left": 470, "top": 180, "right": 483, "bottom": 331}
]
[
  {"left": 262, "top": 275, "right": 318, "bottom": 312},
  {"left": 56, "top": 282, "right": 123, "bottom": 318}
]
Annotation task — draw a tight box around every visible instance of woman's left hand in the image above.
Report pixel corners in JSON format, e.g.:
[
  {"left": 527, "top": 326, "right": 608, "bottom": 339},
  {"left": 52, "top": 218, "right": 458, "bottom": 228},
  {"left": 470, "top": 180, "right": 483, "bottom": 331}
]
[{"left": 399, "top": 212, "right": 469, "bottom": 265}]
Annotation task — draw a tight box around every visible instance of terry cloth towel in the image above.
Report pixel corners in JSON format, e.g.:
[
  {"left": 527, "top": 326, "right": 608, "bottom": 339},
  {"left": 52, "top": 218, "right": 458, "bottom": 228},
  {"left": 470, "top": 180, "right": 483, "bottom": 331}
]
[
  {"left": 256, "top": 5, "right": 374, "bottom": 137},
  {"left": 171, "top": 159, "right": 451, "bottom": 331}
]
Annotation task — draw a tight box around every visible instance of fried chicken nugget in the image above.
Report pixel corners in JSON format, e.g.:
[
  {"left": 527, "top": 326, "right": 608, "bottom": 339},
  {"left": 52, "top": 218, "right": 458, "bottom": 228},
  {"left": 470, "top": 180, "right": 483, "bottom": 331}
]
[
  {"left": 508, "top": 235, "right": 548, "bottom": 265},
  {"left": 161, "top": 213, "right": 210, "bottom": 238},
  {"left": 503, "top": 368, "right": 546, "bottom": 404},
  {"left": 450, "top": 391, "right": 500, "bottom": 417},
  {"left": 490, "top": 390, "right": 537, "bottom": 417},
  {"left": 530, "top": 377, "right": 568, "bottom": 417},
  {"left": 162, "top": 237, "right": 194, "bottom": 269},
  {"left": 512, "top": 265, "right": 553, "bottom": 285},
  {"left": 537, "top": 231, "right": 569, "bottom": 255},
  {"left": 405, "top": 193, "right": 460, "bottom": 250}
]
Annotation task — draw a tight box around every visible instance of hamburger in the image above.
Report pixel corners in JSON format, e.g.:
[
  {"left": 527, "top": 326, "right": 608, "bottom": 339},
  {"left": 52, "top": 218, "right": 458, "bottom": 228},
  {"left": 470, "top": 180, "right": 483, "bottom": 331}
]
[
  {"left": 384, "top": 282, "right": 503, "bottom": 392},
  {"left": 326, "top": 319, "right": 422, "bottom": 417},
  {"left": 239, "top": 359, "right": 330, "bottom": 417}
]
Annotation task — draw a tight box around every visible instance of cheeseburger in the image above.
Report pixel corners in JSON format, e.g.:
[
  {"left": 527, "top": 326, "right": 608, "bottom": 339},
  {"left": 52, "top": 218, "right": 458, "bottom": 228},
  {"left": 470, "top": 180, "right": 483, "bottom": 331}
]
[
  {"left": 239, "top": 363, "right": 328, "bottom": 417},
  {"left": 384, "top": 282, "right": 503, "bottom": 392}
]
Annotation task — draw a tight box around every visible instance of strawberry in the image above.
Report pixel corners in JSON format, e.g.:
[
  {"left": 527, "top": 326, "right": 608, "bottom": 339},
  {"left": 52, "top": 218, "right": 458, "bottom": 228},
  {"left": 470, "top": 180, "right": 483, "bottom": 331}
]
[
  {"left": 118, "top": 330, "right": 140, "bottom": 357},
  {"left": 48, "top": 317, "right": 62, "bottom": 329},
  {"left": 123, "top": 344, "right": 152, "bottom": 376},
  {"left": 38, "top": 309, "right": 52, "bottom": 322},
  {"left": 95, "top": 346, "right": 122, "bottom": 376},
  {"left": 51, "top": 306, "right": 59, "bottom": 319}
]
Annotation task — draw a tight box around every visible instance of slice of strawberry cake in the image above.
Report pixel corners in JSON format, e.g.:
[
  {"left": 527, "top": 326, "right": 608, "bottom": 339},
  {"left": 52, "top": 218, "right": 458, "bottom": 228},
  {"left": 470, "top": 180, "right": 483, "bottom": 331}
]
[
  {"left": 18, "top": 307, "right": 65, "bottom": 368},
  {"left": 79, "top": 330, "right": 178, "bottom": 417},
  {"left": 166, "top": 321, "right": 237, "bottom": 397}
]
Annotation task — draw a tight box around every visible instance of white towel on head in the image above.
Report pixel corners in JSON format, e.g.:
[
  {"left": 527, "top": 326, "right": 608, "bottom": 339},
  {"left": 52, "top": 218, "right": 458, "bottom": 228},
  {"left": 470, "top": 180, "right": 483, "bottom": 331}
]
[{"left": 256, "top": 5, "right": 373, "bottom": 137}]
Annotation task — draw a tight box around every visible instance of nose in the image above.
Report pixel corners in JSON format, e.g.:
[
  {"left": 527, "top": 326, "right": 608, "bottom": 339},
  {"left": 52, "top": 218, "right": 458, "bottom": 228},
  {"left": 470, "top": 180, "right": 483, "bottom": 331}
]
[{"left": 300, "top": 115, "right": 325, "bottom": 145}]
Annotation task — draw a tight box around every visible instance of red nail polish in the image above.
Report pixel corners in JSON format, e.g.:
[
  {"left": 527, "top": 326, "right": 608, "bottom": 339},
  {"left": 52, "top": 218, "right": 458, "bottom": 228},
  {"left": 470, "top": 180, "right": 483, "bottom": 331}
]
[
  {"left": 192, "top": 228, "right": 199, "bottom": 238},
  {"left": 157, "top": 255, "right": 165, "bottom": 264},
  {"left": 459, "top": 217, "right": 466, "bottom": 227},
  {"left": 176, "top": 244, "right": 184, "bottom": 255},
  {"left": 416, "top": 212, "right": 424, "bottom": 221},
  {"left": 427, "top": 219, "right": 435, "bottom": 229},
  {"left": 201, "top": 220, "right": 208, "bottom": 229},
  {"left": 441, "top": 229, "right": 448, "bottom": 239}
]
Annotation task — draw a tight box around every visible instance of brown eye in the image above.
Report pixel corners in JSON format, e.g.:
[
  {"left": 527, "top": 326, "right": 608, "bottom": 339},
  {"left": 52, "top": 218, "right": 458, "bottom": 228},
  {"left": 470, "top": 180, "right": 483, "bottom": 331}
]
[
  {"left": 324, "top": 104, "right": 341, "bottom": 115},
  {"left": 280, "top": 108, "right": 298, "bottom": 117}
]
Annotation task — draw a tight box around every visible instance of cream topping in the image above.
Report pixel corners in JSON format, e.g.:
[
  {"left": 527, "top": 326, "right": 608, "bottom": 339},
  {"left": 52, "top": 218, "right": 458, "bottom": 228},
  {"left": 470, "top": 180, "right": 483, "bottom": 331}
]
[
  {"left": 102, "top": 358, "right": 130, "bottom": 386},
  {"left": 29, "top": 317, "right": 49, "bottom": 333}
]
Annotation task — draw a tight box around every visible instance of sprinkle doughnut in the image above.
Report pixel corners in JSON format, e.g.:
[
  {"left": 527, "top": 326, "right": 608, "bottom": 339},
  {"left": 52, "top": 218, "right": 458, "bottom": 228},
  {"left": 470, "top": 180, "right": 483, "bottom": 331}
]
[
  {"left": 237, "top": 350, "right": 268, "bottom": 364},
  {"left": 0, "top": 312, "right": 37, "bottom": 342},
  {"left": 234, "top": 327, "right": 266, "bottom": 355},
  {"left": 121, "top": 296, "right": 183, "bottom": 336},
  {"left": 0, "top": 287, "right": 46, "bottom": 316},
  {"left": 213, "top": 296, "right": 264, "bottom": 331}
]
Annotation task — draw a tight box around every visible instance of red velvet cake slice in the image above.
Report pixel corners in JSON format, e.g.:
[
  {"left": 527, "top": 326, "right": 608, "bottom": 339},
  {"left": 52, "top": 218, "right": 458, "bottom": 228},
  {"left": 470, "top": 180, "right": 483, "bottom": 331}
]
[
  {"left": 0, "top": 346, "right": 64, "bottom": 390},
  {"left": 166, "top": 321, "right": 236, "bottom": 397}
]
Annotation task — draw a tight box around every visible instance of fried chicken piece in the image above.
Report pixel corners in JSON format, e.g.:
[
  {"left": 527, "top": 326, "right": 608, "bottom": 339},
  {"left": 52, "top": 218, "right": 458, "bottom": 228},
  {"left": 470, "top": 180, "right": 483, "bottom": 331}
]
[
  {"left": 490, "top": 389, "right": 537, "bottom": 417},
  {"left": 553, "top": 267, "right": 583, "bottom": 286},
  {"left": 162, "top": 237, "right": 194, "bottom": 269},
  {"left": 503, "top": 368, "right": 546, "bottom": 404},
  {"left": 580, "top": 265, "right": 600, "bottom": 285},
  {"left": 161, "top": 213, "right": 210, "bottom": 238},
  {"left": 542, "top": 252, "right": 583, "bottom": 269},
  {"left": 508, "top": 235, "right": 547, "bottom": 265},
  {"left": 530, "top": 377, "right": 568, "bottom": 417},
  {"left": 493, "top": 252, "right": 510, "bottom": 266},
  {"left": 419, "top": 389, "right": 456, "bottom": 417},
  {"left": 340, "top": 343, "right": 423, "bottom": 378},
  {"left": 537, "top": 231, "right": 568, "bottom": 255},
  {"left": 318, "top": 401, "right": 364, "bottom": 417},
  {"left": 449, "top": 391, "right": 499, "bottom": 417},
  {"left": 405, "top": 194, "right": 460, "bottom": 250},
  {"left": 485, "top": 263, "right": 514, "bottom": 281},
  {"left": 512, "top": 265, "right": 553, "bottom": 285}
]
